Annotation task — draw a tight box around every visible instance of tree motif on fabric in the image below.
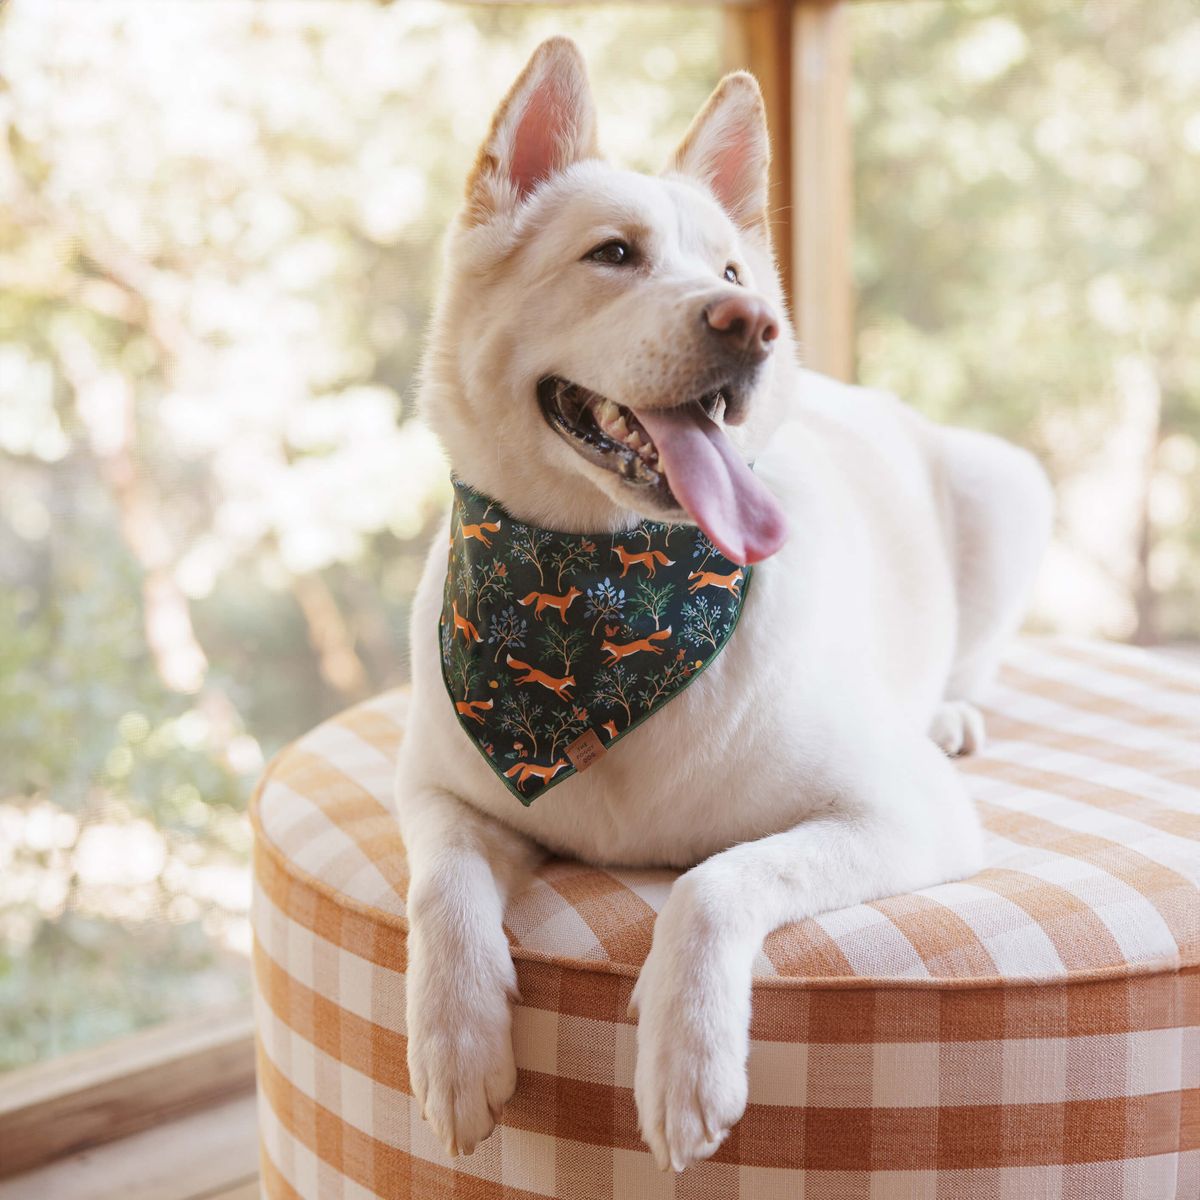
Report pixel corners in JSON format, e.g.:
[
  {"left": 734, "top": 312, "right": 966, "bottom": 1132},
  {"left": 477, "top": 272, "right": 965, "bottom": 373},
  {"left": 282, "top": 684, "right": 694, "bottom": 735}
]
[
  {"left": 585, "top": 576, "right": 626, "bottom": 633},
  {"left": 690, "top": 530, "right": 720, "bottom": 572},
  {"left": 471, "top": 557, "right": 509, "bottom": 618},
  {"left": 497, "top": 691, "right": 543, "bottom": 759},
  {"left": 593, "top": 663, "right": 636, "bottom": 725},
  {"left": 447, "top": 641, "right": 483, "bottom": 697},
  {"left": 546, "top": 705, "right": 590, "bottom": 760},
  {"left": 509, "top": 523, "right": 552, "bottom": 587},
  {"left": 637, "top": 648, "right": 696, "bottom": 709},
  {"left": 630, "top": 519, "right": 675, "bottom": 553},
  {"left": 539, "top": 624, "right": 588, "bottom": 674},
  {"left": 681, "top": 595, "right": 730, "bottom": 651},
  {"left": 548, "top": 538, "right": 597, "bottom": 589},
  {"left": 487, "top": 604, "right": 527, "bottom": 662},
  {"left": 629, "top": 579, "right": 674, "bottom": 630}
]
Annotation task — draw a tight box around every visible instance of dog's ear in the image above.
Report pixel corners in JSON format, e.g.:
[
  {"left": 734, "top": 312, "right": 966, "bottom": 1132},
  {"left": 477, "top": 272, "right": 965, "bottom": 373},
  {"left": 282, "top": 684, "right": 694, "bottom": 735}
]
[
  {"left": 465, "top": 37, "right": 598, "bottom": 224},
  {"left": 668, "top": 72, "right": 770, "bottom": 235}
]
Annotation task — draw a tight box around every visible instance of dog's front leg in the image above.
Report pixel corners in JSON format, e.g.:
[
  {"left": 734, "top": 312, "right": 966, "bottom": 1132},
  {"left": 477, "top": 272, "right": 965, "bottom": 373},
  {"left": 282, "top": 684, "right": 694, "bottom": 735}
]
[
  {"left": 631, "top": 737, "right": 981, "bottom": 1171},
  {"left": 398, "top": 785, "right": 543, "bottom": 1155}
]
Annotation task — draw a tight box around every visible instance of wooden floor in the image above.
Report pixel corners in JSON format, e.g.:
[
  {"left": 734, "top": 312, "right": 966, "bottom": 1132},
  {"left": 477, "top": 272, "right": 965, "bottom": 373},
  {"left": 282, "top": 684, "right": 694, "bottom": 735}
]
[{"left": 0, "top": 1091, "right": 258, "bottom": 1200}]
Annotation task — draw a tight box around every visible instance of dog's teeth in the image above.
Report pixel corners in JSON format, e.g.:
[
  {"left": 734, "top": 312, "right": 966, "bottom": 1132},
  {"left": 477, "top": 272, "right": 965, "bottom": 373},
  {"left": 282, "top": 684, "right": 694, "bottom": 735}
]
[
  {"left": 627, "top": 430, "right": 643, "bottom": 449},
  {"left": 599, "top": 399, "right": 620, "bottom": 423}
]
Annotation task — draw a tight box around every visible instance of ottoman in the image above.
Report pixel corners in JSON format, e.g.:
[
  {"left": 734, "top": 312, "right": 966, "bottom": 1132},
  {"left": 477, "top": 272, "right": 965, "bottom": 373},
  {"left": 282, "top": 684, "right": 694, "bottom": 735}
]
[{"left": 251, "top": 638, "right": 1200, "bottom": 1199}]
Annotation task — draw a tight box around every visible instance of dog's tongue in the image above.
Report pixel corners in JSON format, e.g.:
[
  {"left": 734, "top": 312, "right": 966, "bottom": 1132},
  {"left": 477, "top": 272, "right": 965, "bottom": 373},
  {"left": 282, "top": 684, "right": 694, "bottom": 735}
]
[{"left": 633, "top": 403, "right": 788, "bottom": 564}]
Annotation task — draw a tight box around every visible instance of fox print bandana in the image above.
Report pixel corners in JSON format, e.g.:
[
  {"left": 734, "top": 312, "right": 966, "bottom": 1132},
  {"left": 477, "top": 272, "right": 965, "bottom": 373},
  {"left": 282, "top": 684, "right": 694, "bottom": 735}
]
[{"left": 440, "top": 478, "right": 752, "bottom": 804}]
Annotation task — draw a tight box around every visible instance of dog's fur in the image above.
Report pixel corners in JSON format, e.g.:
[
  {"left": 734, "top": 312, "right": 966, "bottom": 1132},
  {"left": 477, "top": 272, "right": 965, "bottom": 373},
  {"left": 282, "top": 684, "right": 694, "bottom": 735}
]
[{"left": 392, "top": 38, "right": 1052, "bottom": 1171}]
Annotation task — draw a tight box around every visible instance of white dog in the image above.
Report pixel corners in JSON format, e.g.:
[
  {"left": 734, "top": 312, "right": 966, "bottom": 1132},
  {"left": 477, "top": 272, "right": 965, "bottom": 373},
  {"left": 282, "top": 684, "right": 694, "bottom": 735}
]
[{"left": 393, "top": 36, "right": 1052, "bottom": 1172}]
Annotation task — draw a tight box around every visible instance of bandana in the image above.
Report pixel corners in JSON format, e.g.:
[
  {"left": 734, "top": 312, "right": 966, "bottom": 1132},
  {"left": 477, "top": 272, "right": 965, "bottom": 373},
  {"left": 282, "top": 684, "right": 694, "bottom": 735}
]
[{"left": 439, "top": 478, "right": 752, "bottom": 804}]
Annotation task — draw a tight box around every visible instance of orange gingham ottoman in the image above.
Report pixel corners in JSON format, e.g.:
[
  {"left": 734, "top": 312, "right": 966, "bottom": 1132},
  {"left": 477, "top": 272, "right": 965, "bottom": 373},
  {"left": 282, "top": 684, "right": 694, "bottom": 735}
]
[{"left": 251, "top": 639, "right": 1200, "bottom": 1199}]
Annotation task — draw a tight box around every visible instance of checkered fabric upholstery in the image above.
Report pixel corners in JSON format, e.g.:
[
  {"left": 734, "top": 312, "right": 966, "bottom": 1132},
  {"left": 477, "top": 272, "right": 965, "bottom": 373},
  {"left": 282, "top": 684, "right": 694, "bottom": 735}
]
[{"left": 251, "top": 639, "right": 1200, "bottom": 1199}]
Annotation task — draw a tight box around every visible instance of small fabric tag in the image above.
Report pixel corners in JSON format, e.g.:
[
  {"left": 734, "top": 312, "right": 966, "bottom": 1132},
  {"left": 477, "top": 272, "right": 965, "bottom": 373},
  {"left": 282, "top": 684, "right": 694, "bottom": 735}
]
[{"left": 566, "top": 729, "right": 606, "bottom": 772}]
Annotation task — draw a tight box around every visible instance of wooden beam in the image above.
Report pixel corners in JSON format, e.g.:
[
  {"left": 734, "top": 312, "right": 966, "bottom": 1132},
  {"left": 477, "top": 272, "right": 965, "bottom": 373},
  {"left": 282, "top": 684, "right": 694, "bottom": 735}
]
[
  {"left": 0, "top": 1092, "right": 259, "bottom": 1200},
  {"left": 0, "top": 1006, "right": 255, "bottom": 1179},
  {"left": 792, "top": 0, "right": 853, "bottom": 380},
  {"left": 726, "top": 0, "right": 853, "bottom": 381},
  {"left": 723, "top": 2, "right": 795, "bottom": 307}
]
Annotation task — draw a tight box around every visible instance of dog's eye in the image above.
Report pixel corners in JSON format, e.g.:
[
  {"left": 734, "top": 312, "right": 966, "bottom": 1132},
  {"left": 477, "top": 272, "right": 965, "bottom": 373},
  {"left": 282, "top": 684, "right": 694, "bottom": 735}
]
[
  {"left": 724, "top": 264, "right": 741, "bottom": 285},
  {"left": 585, "top": 240, "right": 632, "bottom": 266}
]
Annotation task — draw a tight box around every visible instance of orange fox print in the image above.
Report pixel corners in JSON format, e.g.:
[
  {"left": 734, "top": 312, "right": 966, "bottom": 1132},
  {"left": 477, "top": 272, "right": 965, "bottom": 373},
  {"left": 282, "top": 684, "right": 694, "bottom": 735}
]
[
  {"left": 688, "top": 567, "right": 744, "bottom": 596},
  {"left": 462, "top": 519, "right": 501, "bottom": 548},
  {"left": 451, "top": 600, "right": 481, "bottom": 643},
  {"left": 614, "top": 545, "right": 675, "bottom": 578},
  {"left": 600, "top": 626, "right": 672, "bottom": 663},
  {"left": 504, "top": 759, "right": 569, "bottom": 790},
  {"left": 454, "top": 699, "right": 494, "bottom": 725},
  {"left": 505, "top": 655, "right": 576, "bottom": 699},
  {"left": 602, "top": 719, "right": 619, "bottom": 740},
  {"left": 518, "top": 586, "right": 581, "bottom": 621}
]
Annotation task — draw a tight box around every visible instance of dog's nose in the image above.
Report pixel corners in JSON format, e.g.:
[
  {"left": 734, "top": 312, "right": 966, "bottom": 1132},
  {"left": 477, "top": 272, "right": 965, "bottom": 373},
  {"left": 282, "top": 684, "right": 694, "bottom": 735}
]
[{"left": 703, "top": 294, "right": 779, "bottom": 360}]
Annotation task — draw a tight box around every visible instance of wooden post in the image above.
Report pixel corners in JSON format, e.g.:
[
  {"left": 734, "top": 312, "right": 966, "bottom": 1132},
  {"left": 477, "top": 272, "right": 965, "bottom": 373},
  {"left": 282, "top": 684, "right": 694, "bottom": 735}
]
[
  {"left": 725, "top": 0, "right": 853, "bottom": 381},
  {"left": 793, "top": 0, "right": 853, "bottom": 381},
  {"left": 723, "top": 2, "right": 795, "bottom": 307}
]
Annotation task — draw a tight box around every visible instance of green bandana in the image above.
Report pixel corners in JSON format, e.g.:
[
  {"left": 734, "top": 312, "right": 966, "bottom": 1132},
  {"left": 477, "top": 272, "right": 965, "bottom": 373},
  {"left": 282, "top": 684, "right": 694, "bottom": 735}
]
[{"left": 440, "top": 478, "right": 752, "bottom": 804}]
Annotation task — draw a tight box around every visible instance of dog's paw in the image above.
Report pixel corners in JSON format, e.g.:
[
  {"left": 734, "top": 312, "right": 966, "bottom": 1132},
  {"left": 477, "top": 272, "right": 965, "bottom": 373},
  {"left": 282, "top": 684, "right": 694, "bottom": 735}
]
[
  {"left": 929, "top": 699, "right": 986, "bottom": 757},
  {"left": 406, "top": 926, "right": 518, "bottom": 1156},
  {"left": 632, "top": 890, "right": 751, "bottom": 1172}
]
